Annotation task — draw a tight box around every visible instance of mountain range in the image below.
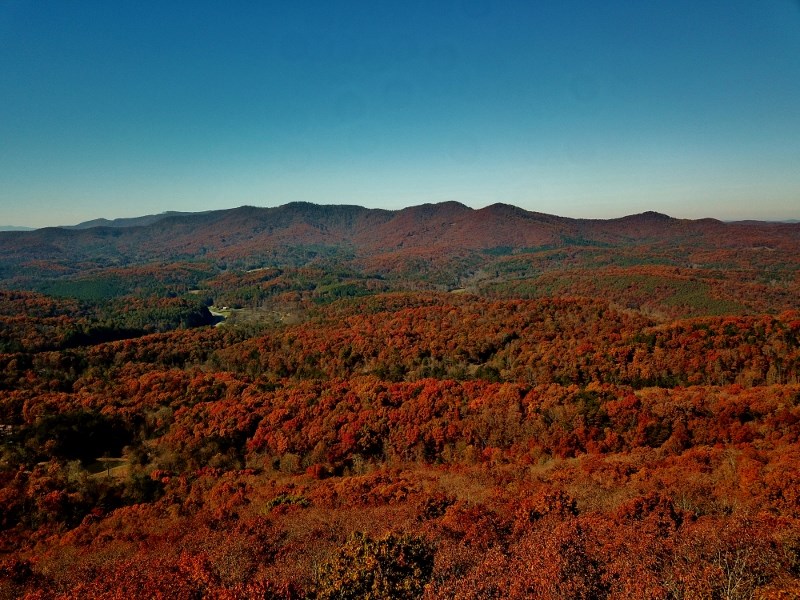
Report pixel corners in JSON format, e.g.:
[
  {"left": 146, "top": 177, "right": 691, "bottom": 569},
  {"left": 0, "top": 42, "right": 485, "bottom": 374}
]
[
  {"left": 1, "top": 202, "right": 798, "bottom": 302},
  {"left": 3, "top": 202, "right": 798, "bottom": 257}
]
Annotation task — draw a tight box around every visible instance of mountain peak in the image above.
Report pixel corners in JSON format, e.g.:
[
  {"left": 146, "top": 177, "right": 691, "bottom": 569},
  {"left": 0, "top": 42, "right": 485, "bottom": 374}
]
[
  {"left": 481, "top": 202, "right": 519, "bottom": 213},
  {"left": 630, "top": 211, "right": 672, "bottom": 221},
  {"left": 406, "top": 200, "right": 470, "bottom": 211}
]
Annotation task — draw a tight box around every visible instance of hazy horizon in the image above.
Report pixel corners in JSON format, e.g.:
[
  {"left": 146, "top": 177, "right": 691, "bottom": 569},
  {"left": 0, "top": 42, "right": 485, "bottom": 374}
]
[{"left": 2, "top": 1, "right": 799, "bottom": 228}]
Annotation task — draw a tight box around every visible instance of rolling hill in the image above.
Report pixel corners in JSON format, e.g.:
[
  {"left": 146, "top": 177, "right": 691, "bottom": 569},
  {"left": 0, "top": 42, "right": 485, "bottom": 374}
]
[
  {"left": 0, "top": 201, "right": 797, "bottom": 321},
  {"left": 1, "top": 201, "right": 797, "bottom": 275}
]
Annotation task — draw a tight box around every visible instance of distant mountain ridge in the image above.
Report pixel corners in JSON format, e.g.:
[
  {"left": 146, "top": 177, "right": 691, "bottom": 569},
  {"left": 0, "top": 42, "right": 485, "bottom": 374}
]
[
  {"left": 65, "top": 211, "right": 199, "bottom": 229},
  {"left": 0, "top": 201, "right": 798, "bottom": 283},
  {"left": 0, "top": 225, "right": 34, "bottom": 232}
]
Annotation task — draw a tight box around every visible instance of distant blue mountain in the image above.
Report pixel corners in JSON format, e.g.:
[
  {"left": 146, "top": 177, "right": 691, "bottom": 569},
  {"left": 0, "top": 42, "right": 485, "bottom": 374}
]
[
  {"left": 64, "top": 211, "right": 196, "bottom": 229},
  {"left": 0, "top": 225, "right": 34, "bottom": 232}
]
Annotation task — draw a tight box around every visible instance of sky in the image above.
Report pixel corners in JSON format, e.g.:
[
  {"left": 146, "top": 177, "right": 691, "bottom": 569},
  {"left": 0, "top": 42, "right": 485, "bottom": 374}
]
[{"left": 1, "top": 1, "right": 800, "bottom": 227}]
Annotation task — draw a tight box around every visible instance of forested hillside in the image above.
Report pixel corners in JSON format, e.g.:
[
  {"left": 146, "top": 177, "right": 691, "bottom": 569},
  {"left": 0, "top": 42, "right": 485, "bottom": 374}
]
[{"left": 1, "top": 203, "right": 799, "bottom": 598}]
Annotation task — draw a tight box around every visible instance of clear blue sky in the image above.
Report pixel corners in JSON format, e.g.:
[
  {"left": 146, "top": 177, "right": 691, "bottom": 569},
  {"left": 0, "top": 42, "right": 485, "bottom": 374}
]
[{"left": 2, "top": 1, "right": 799, "bottom": 227}]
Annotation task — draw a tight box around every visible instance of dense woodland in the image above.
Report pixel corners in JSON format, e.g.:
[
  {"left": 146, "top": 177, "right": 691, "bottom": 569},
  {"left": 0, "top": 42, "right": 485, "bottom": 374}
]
[{"left": 1, "top": 204, "right": 800, "bottom": 598}]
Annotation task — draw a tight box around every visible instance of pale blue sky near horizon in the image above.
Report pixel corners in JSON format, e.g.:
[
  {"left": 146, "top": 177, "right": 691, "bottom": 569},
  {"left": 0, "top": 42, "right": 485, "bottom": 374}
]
[{"left": 1, "top": 1, "right": 800, "bottom": 228}]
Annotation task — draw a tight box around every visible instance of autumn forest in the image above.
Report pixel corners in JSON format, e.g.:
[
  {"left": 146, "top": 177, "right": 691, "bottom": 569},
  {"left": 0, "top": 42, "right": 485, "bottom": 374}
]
[{"left": 1, "top": 202, "right": 799, "bottom": 599}]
